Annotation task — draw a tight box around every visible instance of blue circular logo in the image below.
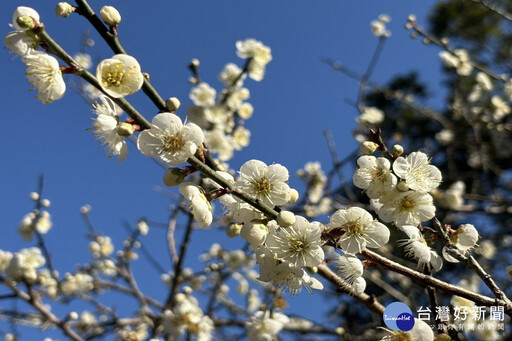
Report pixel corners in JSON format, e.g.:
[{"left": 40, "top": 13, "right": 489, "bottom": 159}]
[{"left": 383, "top": 302, "right": 415, "bottom": 331}]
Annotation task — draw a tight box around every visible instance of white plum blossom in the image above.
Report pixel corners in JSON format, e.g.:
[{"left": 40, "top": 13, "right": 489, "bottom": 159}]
[
  {"left": 246, "top": 310, "right": 289, "bottom": 341},
  {"left": 190, "top": 82, "right": 216, "bottom": 107},
  {"left": 358, "top": 107, "right": 384, "bottom": 127},
  {"left": 22, "top": 51, "right": 66, "bottom": 104},
  {"left": 236, "top": 39, "right": 272, "bottom": 81},
  {"left": 5, "top": 247, "right": 45, "bottom": 281},
  {"left": 381, "top": 318, "right": 434, "bottom": 341},
  {"left": 236, "top": 160, "right": 291, "bottom": 207},
  {"left": 371, "top": 14, "right": 391, "bottom": 38},
  {"left": 0, "top": 250, "right": 13, "bottom": 274},
  {"left": 353, "top": 155, "right": 397, "bottom": 199},
  {"left": 96, "top": 54, "right": 143, "bottom": 98},
  {"left": 399, "top": 225, "right": 442, "bottom": 271},
  {"left": 179, "top": 182, "right": 213, "bottom": 229},
  {"left": 204, "top": 129, "right": 234, "bottom": 161},
  {"left": 326, "top": 207, "right": 390, "bottom": 254},
  {"left": 162, "top": 293, "right": 213, "bottom": 341},
  {"left": 491, "top": 95, "right": 510, "bottom": 120},
  {"left": 218, "top": 62, "right": 244, "bottom": 86},
  {"left": 265, "top": 217, "right": 324, "bottom": 268},
  {"left": 439, "top": 49, "right": 473, "bottom": 76},
  {"left": 258, "top": 258, "right": 323, "bottom": 294},
  {"left": 137, "top": 112, "right": 204, "bottom": 165},
  {"left": 60, "top": 273, "right": 94, "bottom": 295},
  {"left": 377, "top": 190, "right": 436, "bottom": 227},
  {"left": 4, "top": 7, "right": 39, "bottom": 56},
  {"left": 392, "top": 152, "right": 442, "bottom": 192},
  {"left": 296, "top": 161, "right": 327, "bottom": 204},
  {"left": 442, "top": 224, "right": 479, "bottom": 263},
  {"left": 91, "top": 95, "right": 130, "bottom": 162},
  {"left": 335, "top": 253, "right": 366, "bottom": 294},
  {"left": 89, "top": 235, "right": 114, "bottom": 258}
]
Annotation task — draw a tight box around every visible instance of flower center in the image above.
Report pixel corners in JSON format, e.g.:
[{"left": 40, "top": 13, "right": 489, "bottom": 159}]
[
  {"left": 103, "top": 62, "right": 125, "bottom": 87},
  {"left": 399, "top": 198, "right": 415, "bottom": 210},
  {"left": 343, "top": 219, "right": 364, "bottom": 235},
  {"left": 252, "top": 178, "right": 272, "bottom": 196},
  {"left": 288, "top": 237, "right": 308, "bottom": 253},
  {"left": 162, "top": 133, "right": 185, "bottom": 153}
]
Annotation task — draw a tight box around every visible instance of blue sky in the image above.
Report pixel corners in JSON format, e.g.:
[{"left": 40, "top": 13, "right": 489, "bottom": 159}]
[{"left": 0, "top": 0, "right": 442, "bottom": 339}]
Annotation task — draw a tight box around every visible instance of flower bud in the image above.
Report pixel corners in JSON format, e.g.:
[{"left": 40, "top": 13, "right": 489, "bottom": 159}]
[
  {"left": 360, "top": 141, "right": 378, "bottom": 155},
  {"left": 163, "top": 168, "right": 185, "bottom": 187},
  {"left": 288, "top": 188, "right": 299, "bottom": 204},
  {"left": 277, "top": 211, "right": 296, "bottom": 227},
  {"left": 16, "top": 15, "right": 36, "bottom": 29},
  {"left": 391, "top": 144, "right": 404, "bottom": 157},
  {"left": 396, "top": 181, "right": 409, "bottom": 192},
  {"left": 29, "top": 192, "right": 39, "bottom": 200},
  {"left": 117, "top": 122, "right": 135, "bottom": 137},
  {"left": 240, "top": 222, "right": 267, "bottom": 246},
  {"left": 69, "top": 311, "right": 79, "bottom": 320},
  {"left": 100, "top": 6, "right": 121, "bottom": 27},
  {"left": 165, "top": 97, "right": 181, "bottom": 112},
  {"left": 190, "top": 58, "right": 200, "bottom": 68},
  {"left": 55, "top": 2, "right": 74, "bottom": 18},
  {"left": 226, "top": 224, "right": 242, "bottom": 238}
]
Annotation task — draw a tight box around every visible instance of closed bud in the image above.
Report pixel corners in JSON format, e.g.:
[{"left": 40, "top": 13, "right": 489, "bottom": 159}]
[
  {"left": 165, "top": 97, "right": 181, "bottom": 112},
  {"left": 190, "top": 58, "right": 200, "bottom": 68},
  {"left": 16, "top": 15, "right": 36, "bottom": 29},
  {"left": 288, "top": 188, "right": 299, "bottom": 204},
  {"left": 397, "top": 181, "right": 409, "bottom": 192},
  {"left": 55, "top": 2, "right": 74, "bottom": 18},
  {"left": 117, "top": 122, "right": 135, "bottom": 137},
  {"left": 163, "top": 168, "right": 185, "bottom": 187},
  {"left": 226, "top": 224, "right": 242, "bottom": 238},
  {"left": 360, "top": 141, "right": 378, "bottom": 155},
  {"left": 100, "top": 6, "right": 121, "bottom": 27},
  {"left": 69, "top": 311, "right": 79, "bottom": 320},
  {"left": 391, "top": 144, "right": 404, "bottom": 157},
  {"left": 277, "top": 211, "right": 296, "bottom": 227}
]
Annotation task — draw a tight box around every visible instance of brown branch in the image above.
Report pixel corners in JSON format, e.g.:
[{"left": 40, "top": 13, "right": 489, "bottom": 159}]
[
  {"left": 360, "top": 250, "right": 512, "bottom": 316},
  {"left": 317, "top": 264, "right": 385, "bottom": 315}
]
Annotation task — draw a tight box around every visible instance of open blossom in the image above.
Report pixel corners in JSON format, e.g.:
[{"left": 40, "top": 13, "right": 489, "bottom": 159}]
[
  {"left": 22, "top": 51, "right": 66, "bottom": 104},
  {"left": 381, "top": 318, "right": 434, "bottom": 341},
  {"left": 218, "top": 62, "right": 244, "bottom": 86},
  {"left": 265, "top": 217, "right": 324, "bottom": 268},
  {"left": 353, "top": 155, "right": 397, "bottom": 199},
  {"left": 137, "top": 112, "right": 204, "bottom": 165},
  {"left": 236, "top": 39, "right": 272, "bottom": 81},
  {"left": 374, "top": 190, "right": 436, "bottom": 227},
  {"left": 399, "top": 225, "right": 442, "bottom": 271},
  {"left": 4, "top": 7, "right": 40, "bottom": 56},
  {"left": 236, "top": 160, "right": 291, "bottom": 207},
  {"left": 190, "top": 82, "right": 216, "bottom": 107},
  {"left": 91, "top": 95, "right": 129, "bottom": 162},
  {"left": 256, "top": 250, "right": 323, "bottom": 294},
  {"left": 162, "top": 293, "right": 213, "bottom": 341},
  {"left": 179, "top": 182, "right": 213, "bottom": 228},
  {"left": 376, "top": 190, "right": 436, "bottom": 227},
  {"left": 246, "top": 310, "right": 289, "bottom": 341},
  {"left": 358, "top": 107, "right": 384, "bottom": 128},
  {"left": 96, "top": 54, "right": 143, "bottom": 98},
  {"left": 326, "top": 207, "right": 389, "bottom": 254},
  {"left": 335, "top": 253, "right": 366, "bottom": 294},
  {"left": 392, "top": 152, "right": 441, "bottom": 192},
  {"left": 442, "top": 224, "right": 479, "bottom": 263},
  {"left": 5, "top": 247, "right": 45, "bottom": 281}
]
